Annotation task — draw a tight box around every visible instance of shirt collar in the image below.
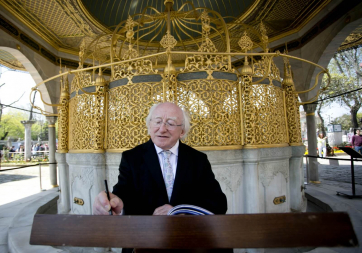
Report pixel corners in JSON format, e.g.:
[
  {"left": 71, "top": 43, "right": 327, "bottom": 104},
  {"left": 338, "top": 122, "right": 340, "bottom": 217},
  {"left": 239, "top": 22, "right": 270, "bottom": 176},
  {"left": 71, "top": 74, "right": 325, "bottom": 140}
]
[{"left": 154, "top": 140, "right": 179, "bottom": 157}]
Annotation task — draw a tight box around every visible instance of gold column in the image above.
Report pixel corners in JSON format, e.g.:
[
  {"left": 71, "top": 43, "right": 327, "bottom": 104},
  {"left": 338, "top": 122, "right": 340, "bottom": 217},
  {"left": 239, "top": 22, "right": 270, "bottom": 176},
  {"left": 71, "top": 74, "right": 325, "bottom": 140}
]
[
  {"left": 94, "top": 71, "right": 107, "bottom": 153},
  {"left": 57, "top": 74, "right": 70, "bottom": 153},
  {"left": 283, "top": 61, "right": 302, "bottom": 146},
  {"left": 240, "top": 64, "right": 254, "bottom": 145}
]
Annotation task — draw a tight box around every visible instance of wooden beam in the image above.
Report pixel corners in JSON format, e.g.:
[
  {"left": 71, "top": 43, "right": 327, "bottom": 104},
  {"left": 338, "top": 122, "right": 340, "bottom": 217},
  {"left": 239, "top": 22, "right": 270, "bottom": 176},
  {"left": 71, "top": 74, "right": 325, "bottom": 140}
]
[{"left": 30, "top": 212, "right": 358, "bottom": 249}]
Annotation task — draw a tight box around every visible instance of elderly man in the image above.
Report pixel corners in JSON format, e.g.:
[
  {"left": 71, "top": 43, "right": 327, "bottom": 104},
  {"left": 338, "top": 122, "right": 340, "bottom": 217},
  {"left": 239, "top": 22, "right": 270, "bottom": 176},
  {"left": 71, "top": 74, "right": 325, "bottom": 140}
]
[{"left": 93, "top": 102, "right": 227, "bottom": 216}]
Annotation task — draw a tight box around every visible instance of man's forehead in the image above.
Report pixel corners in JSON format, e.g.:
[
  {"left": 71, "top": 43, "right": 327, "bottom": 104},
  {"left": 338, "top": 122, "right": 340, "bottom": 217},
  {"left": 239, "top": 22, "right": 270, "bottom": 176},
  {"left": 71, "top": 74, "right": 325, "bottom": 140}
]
[{"left": 152, "top": 104, "right": 182, "bottom": 118}]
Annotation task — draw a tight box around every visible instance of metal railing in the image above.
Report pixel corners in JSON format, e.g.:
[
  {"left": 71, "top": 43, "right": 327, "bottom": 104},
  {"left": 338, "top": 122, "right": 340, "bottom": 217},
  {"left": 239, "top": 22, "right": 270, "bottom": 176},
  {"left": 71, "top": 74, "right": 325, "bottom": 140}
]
[
  {"left": 5, "top": 151, "right": 50, "bottom": 160},
  {"left": 304, "top": 154, "right": 362, "bottom": 197}
]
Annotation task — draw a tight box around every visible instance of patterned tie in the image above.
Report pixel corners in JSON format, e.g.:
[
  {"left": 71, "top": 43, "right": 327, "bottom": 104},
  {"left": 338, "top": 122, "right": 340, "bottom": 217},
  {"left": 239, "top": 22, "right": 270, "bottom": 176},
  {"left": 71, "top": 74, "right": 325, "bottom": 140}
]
[{"left": 161, "top": 150, "right": 174, "bottom": 201}]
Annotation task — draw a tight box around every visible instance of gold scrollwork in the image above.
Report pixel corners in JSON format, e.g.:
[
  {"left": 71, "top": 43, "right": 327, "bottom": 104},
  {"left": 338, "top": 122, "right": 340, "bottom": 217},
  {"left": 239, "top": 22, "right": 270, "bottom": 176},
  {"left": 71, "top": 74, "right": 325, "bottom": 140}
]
[{"left": 113, "top": 59, "right": 159, "bottom": 82}]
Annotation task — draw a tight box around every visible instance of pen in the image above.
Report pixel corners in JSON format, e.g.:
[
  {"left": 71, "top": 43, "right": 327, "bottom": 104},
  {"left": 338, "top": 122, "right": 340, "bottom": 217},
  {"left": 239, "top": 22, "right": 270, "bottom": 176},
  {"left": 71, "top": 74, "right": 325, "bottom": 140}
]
[{"left": 104, "top": 180, "right": 113, "bottom": 215}]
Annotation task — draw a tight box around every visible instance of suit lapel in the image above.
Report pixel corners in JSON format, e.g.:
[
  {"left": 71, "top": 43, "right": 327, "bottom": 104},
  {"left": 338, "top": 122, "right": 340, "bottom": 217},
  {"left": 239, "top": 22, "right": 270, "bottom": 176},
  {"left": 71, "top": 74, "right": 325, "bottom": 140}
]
[
  {"left": 170, "top": 141, "right": 189, "bottom": 204},
  {"left": 143, "top": 139, "right": 169, "bottom": 202}
]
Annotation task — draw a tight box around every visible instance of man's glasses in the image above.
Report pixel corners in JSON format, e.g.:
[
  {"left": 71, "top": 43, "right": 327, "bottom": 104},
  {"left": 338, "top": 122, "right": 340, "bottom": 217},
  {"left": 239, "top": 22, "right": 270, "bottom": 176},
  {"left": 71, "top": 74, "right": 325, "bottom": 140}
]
[{"left": 150, "top": 119, "right": 183, "bottom": 130}]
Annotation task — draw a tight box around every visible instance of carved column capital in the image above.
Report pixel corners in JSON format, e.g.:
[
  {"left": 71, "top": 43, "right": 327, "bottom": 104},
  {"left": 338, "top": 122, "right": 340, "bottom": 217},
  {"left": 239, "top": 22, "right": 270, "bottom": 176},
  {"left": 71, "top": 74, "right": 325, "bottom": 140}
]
[
  {"left": 46, "top": 116, "right": 58, "bottom": 126},
  {"left": 303, "top": 103, "right": 317, "bottom": 114}
]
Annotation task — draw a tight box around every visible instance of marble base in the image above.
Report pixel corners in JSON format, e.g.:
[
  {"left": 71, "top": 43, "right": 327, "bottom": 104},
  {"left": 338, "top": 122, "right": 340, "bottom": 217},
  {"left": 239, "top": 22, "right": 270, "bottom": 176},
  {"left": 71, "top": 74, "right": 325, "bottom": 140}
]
[{"left": 59, "top": 146, "right": 306, "bottom": 215}]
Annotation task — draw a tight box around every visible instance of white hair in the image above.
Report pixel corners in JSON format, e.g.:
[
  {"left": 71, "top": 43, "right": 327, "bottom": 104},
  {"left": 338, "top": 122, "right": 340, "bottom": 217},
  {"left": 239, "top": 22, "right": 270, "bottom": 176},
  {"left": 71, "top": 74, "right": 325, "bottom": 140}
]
[{"left": 146, "top": 103, "right": 191, "bottom": 140}]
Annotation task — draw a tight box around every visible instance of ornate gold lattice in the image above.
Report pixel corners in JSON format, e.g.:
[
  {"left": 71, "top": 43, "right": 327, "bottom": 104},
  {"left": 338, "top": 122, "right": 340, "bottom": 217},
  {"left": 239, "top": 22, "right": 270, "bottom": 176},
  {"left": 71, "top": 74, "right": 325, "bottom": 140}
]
[
  {"left": 69, "top": 93, "right": 106, "bottom": 151},
  {"left": 57, "top": 75, "right": 70, "bottom": 153},
  {"left": 70, "top": 71, "right": 93, "bottom": 94},
  {"left": 242, "top": 83, "right": 288, "bottom": 146},
  {"left": 179, "top": 79, "right": 241, "bottom": 147},
  {"left": 107, "top": 82, "right": 163, "bottom": 150}
]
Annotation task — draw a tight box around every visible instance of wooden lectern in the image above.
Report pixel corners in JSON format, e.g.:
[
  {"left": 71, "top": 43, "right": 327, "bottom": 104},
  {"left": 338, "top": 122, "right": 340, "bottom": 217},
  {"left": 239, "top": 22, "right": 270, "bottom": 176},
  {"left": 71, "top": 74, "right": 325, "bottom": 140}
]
[{"left": 30, "top": 213, "right": 358, "bottom": 250}]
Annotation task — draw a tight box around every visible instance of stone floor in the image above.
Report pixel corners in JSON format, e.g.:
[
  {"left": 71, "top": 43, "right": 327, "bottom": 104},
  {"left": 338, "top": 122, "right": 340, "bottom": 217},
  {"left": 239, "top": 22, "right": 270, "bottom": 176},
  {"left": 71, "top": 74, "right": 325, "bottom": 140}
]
[{"left": 0, "top": 165, "right": 54, "bottom": 206}]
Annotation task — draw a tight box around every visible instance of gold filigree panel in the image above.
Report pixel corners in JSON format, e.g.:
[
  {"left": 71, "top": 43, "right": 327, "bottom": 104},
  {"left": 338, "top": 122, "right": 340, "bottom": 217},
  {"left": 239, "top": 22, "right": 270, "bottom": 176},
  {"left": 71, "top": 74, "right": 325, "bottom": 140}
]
[
  {"left": 70, "top": 71, "right": 94, "bottom": 93},
  {"left": 285, "top": 84, "right": 302, "bottom": 144},
  {"left": 242, "top": 84, "right": 288, "bottom": 145},
  {"left": 69, "top": 93, "right": 104, "bottom": 150},
  {"left": 113, "top": 60, "right": 158, "bottom": 82},
  {"left": 107, "top": 82, "right": 163, "bottom": 149},
  {"left": 253, "top": 56, "right": 281, "bottom": 83},
  {"left": 57, "top": 98, "right": 69, "bottom": 152},
  {"left": 182, "top": 54, "right": 231, "bottom": 73},
  {"left": 178, "top": 79, "right": 241, "bottom": 147}
]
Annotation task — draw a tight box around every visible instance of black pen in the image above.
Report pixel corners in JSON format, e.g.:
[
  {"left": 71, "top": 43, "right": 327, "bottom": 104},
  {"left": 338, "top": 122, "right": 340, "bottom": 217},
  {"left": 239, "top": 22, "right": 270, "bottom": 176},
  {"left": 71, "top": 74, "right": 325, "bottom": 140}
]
[{"left": 104, "top": 180, "right": 113, "bottom": 215}]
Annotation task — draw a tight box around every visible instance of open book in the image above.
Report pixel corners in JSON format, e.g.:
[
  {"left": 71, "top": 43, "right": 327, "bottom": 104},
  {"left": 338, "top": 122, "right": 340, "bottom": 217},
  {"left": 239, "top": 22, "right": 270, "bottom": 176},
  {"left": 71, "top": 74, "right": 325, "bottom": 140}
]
[{"left": 167, "top": 204, "right": 214, "bottom": 215}]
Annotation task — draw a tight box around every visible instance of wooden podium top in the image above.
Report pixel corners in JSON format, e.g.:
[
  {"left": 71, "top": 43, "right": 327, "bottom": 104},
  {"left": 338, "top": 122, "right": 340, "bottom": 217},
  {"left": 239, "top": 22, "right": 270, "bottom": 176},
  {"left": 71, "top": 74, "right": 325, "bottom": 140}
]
[{"left": 30, "top": 212, "right": 358, "bottom": 249}]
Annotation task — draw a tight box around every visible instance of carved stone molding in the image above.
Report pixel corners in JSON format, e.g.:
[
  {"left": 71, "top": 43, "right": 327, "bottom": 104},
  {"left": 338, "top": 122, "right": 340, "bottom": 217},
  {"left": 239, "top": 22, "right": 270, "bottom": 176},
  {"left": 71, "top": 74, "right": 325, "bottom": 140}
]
[
  {"left": 259, "top": 147, "right": 292, "bottom": 161},
  {"left": 66, "top": 153, "right": 105, "bottom": 165},
  {"left": 259, "top": 160, "right": 289, "bottom": 187},
  {"left": 291, "top": 145, "right": 306, "bottom": 157},
  {"left": 213, "top": 165, "right": 243, "bottom": 193},
  {"left": 203, "top": 150, "right": 243, "bottom": 165},
  {"left": 241, "top": 149, "right": 260, "bottom": 162},
  {"left": 105, "top": 153, "right": 123, "bottom": 166},
  {"left": 70, "top": 166, "right": 94, "bottom": 187}
]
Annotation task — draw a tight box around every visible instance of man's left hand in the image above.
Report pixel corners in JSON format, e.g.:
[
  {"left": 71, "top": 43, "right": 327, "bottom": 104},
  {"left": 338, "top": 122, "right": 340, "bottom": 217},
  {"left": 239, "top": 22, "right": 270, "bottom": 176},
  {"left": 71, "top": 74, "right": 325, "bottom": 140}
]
[{"left": 153, "top": 204, "right": 173, "bottom": 215}]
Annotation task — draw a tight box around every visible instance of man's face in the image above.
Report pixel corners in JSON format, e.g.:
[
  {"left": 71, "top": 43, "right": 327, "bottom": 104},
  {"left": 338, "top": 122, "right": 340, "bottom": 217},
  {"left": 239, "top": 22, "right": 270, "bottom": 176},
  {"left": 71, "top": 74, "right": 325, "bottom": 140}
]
[
  {"left": 357, "top": 130, "right": 361, "bottom": 135},
  {"left": 149, "top": 103, "right": 185, "bottom": 150}
]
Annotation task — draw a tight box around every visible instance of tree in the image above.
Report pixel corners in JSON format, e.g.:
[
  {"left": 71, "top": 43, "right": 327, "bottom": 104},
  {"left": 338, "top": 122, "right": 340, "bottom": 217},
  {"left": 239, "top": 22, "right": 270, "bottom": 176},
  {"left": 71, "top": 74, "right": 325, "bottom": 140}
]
[
  {"left": 322, "top": 47, "right": 362, "bottom": 128},
  {"left": 31, "top": 120, "right": 49, "bottom": 141},
  {"left": 331, "top": 113, "right": 362, "bottom": 131},
  {"left": 0, "top": 109, "right": 27, "bottom": 139}
]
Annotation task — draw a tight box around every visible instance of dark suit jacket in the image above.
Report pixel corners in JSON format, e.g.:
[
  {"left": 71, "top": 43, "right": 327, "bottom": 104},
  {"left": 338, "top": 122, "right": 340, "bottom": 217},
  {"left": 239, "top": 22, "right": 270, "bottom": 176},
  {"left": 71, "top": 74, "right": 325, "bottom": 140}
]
[{"left": 112, "top": 139, "right": 227, "bottom": 215}]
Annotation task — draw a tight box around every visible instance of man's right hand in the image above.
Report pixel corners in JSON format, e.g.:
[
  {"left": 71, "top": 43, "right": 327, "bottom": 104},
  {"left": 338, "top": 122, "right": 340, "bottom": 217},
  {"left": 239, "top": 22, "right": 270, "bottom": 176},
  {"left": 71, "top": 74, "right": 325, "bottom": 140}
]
[{"left": 92, "top": 191, "right": 124, "bottom": 215}]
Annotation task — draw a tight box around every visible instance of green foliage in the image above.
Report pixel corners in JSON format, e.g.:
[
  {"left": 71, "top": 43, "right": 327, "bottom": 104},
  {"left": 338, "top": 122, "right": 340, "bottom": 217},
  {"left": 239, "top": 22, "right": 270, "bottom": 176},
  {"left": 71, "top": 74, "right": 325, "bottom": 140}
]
[
  {"left": 331, "top": 113, "right": 362, "bottom": 130},
  {"left": 0, "top": 109, "right": 28, "bottom": 139},
  {"left": 321, "top": 48, "right": 362, "bottom": 128},
  {"left": 31, "top": 121, "right": 49, "bottom": 141}
]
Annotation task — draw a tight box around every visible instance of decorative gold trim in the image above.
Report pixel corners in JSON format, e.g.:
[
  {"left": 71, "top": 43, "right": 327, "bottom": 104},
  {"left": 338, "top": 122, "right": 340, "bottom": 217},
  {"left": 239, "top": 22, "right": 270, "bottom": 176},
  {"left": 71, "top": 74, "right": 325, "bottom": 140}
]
[
  {"left": 243, "top": 143, "right": 289, "bottom": 149},
  {"left": 306, "top": 113, "right": 315, "bottom": 116},
  {"left": 310, "top": 181, "right": 321, "bottom": 184},
  {"left": 68, "top": 149, "right": 94, "bottom": 153},
  {"left": 194, "top": 145, "right": 242, "bottom": 151},
  {"left": 106, "top": 149, "right": 128, "bottom": 153},
  {"left": 93, "top": 150, "right": 105, "bottom": 153},
  {"left": 57, "top": 150, "right": 68, "bottom": 153},
  {"left": 48, "top": 124, "right": 55, "bottom": 127}
]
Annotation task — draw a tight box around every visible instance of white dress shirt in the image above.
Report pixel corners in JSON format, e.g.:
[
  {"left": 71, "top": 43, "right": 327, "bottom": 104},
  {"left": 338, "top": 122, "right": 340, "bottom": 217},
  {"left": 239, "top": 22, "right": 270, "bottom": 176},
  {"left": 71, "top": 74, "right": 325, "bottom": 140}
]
[{"left": 154, "top": 140, "right": 179, "bottom": 180}]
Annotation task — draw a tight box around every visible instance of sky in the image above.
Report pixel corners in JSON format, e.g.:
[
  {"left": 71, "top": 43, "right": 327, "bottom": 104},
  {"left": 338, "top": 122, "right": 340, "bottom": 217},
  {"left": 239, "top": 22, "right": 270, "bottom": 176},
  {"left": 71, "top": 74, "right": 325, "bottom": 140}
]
[{"left": 0, "top": 66, "right": 45, "bottom": 121}]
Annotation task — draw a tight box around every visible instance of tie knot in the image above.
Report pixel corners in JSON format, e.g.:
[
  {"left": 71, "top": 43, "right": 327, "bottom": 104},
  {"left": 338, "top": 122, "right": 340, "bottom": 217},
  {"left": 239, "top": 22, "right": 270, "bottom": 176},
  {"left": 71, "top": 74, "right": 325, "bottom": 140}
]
[{"left": 162, "top": 150, "right": 172, "bottom": 159}]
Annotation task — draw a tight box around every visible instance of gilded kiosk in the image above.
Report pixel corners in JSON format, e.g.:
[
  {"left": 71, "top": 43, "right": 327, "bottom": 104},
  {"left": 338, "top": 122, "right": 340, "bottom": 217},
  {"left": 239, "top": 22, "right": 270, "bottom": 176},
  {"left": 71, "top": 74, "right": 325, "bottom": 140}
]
[{"left": 29, "top": 1, "right": 330, "bottom": 215}]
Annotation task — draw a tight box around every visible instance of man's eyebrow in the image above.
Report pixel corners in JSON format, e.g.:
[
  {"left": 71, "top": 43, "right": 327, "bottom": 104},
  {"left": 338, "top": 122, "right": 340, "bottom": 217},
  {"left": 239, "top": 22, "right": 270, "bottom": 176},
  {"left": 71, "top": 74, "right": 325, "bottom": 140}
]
[{"left": 152, "top": 116, "right": 178, "bottom": 121}]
